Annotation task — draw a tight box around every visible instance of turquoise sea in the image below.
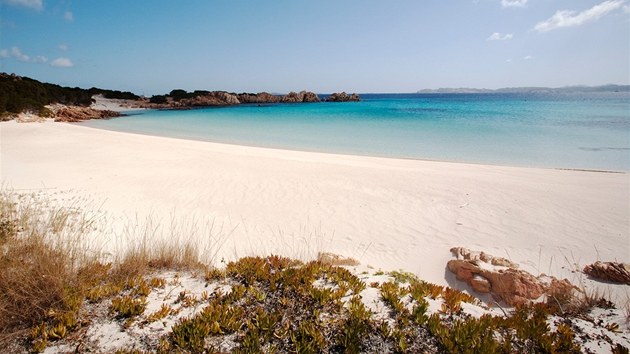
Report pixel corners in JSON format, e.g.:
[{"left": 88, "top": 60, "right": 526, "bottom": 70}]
[{"left": 81, "top": 92, "right": 630, "bottom": 171}]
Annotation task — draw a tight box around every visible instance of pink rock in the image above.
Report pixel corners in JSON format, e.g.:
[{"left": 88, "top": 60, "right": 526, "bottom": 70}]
[
  {"left": 480, "top": 268, "right": 545, "bottom": 306},
  {"left": 447, "top": 259, "right": 480, "bottom": 282},
  {"left": 446, "top": 247, "right": 572, "bottom": 306},
  {"left": 583, "top": 261, "right": 630, "bottom": 285},
  {"left": 470, "top": 275, "right": 491, "bottom": 293}
]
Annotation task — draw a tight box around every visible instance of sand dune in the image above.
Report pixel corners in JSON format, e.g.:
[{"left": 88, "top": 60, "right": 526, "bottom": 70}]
[{"left": 1, "top": 120, "right": 628, "bottom": 304}]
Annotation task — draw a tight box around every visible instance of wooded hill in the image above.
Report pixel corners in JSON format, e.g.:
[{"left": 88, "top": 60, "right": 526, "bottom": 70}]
[{"left": 0, "top": 73, "right": 139, "bottom": 115}]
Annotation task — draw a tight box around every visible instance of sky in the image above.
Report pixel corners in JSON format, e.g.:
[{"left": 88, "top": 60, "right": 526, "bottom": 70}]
[{"left": 0, "top": 0, "right": 628, "bottom": 94}]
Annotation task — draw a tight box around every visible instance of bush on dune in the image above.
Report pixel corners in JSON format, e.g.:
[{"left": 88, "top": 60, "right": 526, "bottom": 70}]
[
  {"left": 0, "top": 190, "right": 208, "bottom": 350},
  {"left": 0, "top": 189, "right": 627, "bottom": 353}
]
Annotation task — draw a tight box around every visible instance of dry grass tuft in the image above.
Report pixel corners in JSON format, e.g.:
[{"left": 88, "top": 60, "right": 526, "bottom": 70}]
[
  {"left": 546, "top": 281, "right": 616, "bottom": 316},
  {"left": 0, "top": 189, "right": 212, "bottom": 348},
  {"left": 0, "top": 191, "right": 84, "bottom": 343},
  {"left": 113, "top": 241, "right": 207, "bottom": 281},
  {"left": 317, "top": 251, "right": 360, "bottom": 266}
]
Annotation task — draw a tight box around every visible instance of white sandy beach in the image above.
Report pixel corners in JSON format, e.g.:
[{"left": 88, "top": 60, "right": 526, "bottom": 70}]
[
  {"left": 90, "top": 94, "right": 146, "bottom": 112},
  {"left": 1, "top": 120, "right": 628, "bottom": 305}
]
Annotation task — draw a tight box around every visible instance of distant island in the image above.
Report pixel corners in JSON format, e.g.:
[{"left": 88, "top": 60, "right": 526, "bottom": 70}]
[
  {"left": 0, "top": 73, "right": 360, "bottom": 122},
  {"left": 417, "top": 84, "right": 630, "bottom": 94}
]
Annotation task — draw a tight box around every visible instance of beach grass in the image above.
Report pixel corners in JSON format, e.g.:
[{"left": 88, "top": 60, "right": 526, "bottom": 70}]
[
  {"left": 0, "top": 188, "right": 628, "bottom": 353},
  {"left": 0, "top": 189, "right": 214, "bottom": 350}
]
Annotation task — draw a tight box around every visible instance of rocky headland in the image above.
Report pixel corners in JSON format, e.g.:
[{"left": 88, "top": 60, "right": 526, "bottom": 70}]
[
  {"left": 1, "top": 72, "right": 361, "bottom": 122},
  {"left": 140, "top": 90, "right": 354, "bottom": 109}
]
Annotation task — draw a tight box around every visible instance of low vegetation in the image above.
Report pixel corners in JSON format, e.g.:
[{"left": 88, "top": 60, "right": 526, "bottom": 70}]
[
  {"left": 0, "top": 72, "right": 138, "bottom": 116},
  {"left": 0, "top": 189, "right": 628, "bottom": 353}
]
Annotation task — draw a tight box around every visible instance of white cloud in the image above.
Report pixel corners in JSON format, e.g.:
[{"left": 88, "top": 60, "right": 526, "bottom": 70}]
[
  {"left": 523, "top": 55, "right": 534, "bottom": 60},
  {"left": 534, "top": 0, "right": 626, "bottom": 32},
  {"left": 3, "top": 0, "right": 43, "bottom": 11},
  {"left": 58, "top": 43, "right": 69, "bottom": 51},
  {"left": 51, "top": 57, "right": 73, "bottom": 67},
  {"left": 487, "top": 32, "right": 514, "bottom": 41},
  {"left": 11, "top": 46, "right": 30, "bottom": 62},
  {"left": 3, "top": 46, "right": 50, "bottom": 64},
  {"left": 502, "top": 0, "right": 527, "bottom": 8},
  {"left": 505, "top": 58, "right": 513, "bottom": 63},
  {"left": 64, "top": 11, "right": 74, "bottom": 22}
]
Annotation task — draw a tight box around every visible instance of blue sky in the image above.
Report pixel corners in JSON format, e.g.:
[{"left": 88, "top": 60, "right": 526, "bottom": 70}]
[{"left": 1, "top": 0, "right": 628, "bottom": 94}]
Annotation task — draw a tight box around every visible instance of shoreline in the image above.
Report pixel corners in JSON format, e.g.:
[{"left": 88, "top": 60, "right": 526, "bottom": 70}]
[
  {"left": 1, "top": 120, "right": 628, "bottom": 306},
  {"left": 76, "top": 120, "right": 629, "bottom": 174}
]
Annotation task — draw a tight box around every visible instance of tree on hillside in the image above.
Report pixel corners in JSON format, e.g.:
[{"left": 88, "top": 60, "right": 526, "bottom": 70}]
[{"left": 169, "top": 89, "right": 190, "bottom": 101}]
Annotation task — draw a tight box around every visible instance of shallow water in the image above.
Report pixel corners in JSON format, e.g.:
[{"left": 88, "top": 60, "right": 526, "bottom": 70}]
[{"left": 81, "top": 92, "right": 630, "bottom": 171}]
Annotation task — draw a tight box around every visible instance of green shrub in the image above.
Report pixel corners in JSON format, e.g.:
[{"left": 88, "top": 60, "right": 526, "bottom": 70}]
[{"left": 110, "top": 295, "right": 147, "bottom": 319}]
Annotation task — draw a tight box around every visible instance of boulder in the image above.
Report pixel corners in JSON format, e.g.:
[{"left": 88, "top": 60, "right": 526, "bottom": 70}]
[
  {"left": 447, "top": 247, "right": 574, "bottom": 306},
  {"left": 470, "top": 275, "right": 491, "bottom": 293},
  {"left": 52, "top": 106, "right": 121, "bottom": 122},
  {"left": 450, "top": 246, "right": 518, "bottom": 268},
  {"left": 447, "top": 259, "right": 477, "bottom": 282},
  {"left": 481, "top": 268, "right": 546, "bottom": 306},
  {"left": 583, "top": 261, "right": 630, "bottom": 285}
]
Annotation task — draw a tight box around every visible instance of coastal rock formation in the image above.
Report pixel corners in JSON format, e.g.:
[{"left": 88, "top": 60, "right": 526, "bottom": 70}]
[
  {"left": 583, "top": 261, "right": 630, "bottom": 285},
  {"left": 47, "top": 104, "right": 121, "bottom": 122},
  {"left": 447, "top": 247, "right": 574, "bottom": 306},
  {"left": 212, "top": 91, "right": 240, "bottom": 105},
  {"left": 138, "top": 91, "right": 324, "bottom": 110},
  {"left": 237, "top": 92, "right": 280, "bottom": 104},
  {"left": 301, "top": 91, "right": 321, "bottom": 103},
  {"left": 280, "top": 91, "right": 321, "bottom": 103},
  {"left": 69, "top": 89, "right": 356, "bottom": 113},
  {"left": 131, "top": 90, "right": 359, "bottom": 110},
  {"left": 169, "top": 92, "right": 241, "bottom": 108},
  {"left": 326, "top": 92, "right": 360, "bottom": 102}
]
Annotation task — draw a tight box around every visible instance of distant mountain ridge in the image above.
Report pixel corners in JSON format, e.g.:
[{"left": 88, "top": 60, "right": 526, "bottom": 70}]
[{"left": 417, "top": 85, "right": 630, "bottom": 94}]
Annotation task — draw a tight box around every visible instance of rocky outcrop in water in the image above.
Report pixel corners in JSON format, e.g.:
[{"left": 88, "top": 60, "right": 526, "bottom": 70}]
[
  {"left": 280, "top": 91, "right": 321, "bottom": 103},
  {"left": 326, "top": 92, "right": 360, "bottom": 102},
  {"left": 141, "top": 90, "right": 322, "bottom": 109}
]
